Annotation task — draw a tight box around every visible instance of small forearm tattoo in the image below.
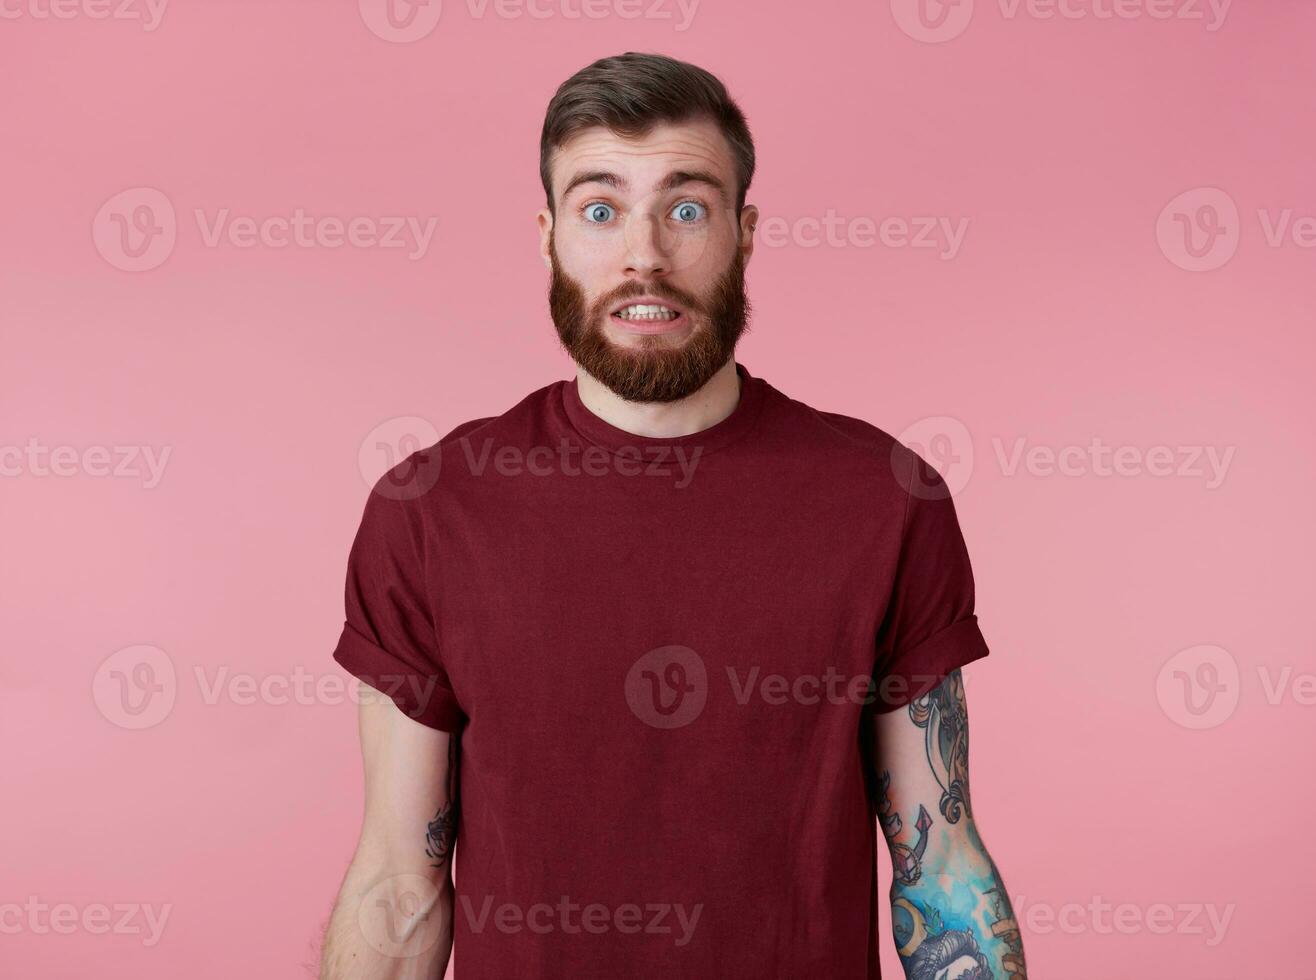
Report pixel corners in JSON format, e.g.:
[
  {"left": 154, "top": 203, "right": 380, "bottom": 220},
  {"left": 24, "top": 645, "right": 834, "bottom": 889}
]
[
  {"left": 424, "top": 736, "right": 460, "bottom": 869},
  {"left": 424, "top": 803, "right": 457, "bottom": 867},
  {"left": 878, "top": 769, "right": 933, "bottom": 887}
]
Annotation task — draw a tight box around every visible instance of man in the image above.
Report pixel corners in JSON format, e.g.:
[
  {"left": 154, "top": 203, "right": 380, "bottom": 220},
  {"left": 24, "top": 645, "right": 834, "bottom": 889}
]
[{"left": 320, "top": 52, "right": 1026, "bottom": 980}]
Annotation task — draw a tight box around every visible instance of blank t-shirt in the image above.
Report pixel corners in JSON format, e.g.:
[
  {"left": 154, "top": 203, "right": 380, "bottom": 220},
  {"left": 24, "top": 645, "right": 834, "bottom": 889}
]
[{"left": 332, "top": 361, "right": 989, "bottom": 979}]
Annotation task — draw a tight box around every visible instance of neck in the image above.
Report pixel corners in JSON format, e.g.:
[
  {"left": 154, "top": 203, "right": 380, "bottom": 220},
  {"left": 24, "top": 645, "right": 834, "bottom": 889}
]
[{"left": 575, "top": 359, "right": 742, "bottom": 438}]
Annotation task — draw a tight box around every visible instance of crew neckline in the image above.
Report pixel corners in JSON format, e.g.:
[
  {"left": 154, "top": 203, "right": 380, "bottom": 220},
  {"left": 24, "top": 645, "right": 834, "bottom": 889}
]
[{"left": 561, "top": 361, "right": 765, "bottom": 457}]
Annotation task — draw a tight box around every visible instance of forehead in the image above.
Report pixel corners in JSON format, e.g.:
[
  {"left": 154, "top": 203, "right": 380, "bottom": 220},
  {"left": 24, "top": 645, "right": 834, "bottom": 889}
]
[{"left": 550, "top": 117, "right": 735, "bottom": 200}]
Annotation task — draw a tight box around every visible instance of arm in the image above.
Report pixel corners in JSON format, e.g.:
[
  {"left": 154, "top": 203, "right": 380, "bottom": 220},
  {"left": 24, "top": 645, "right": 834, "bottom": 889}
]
[
  {"left": 869, "top": 668, "right": 1027, "bottom": 980},
  {"left": 320, "top": 693, "right": 459, "bottom": 980}
]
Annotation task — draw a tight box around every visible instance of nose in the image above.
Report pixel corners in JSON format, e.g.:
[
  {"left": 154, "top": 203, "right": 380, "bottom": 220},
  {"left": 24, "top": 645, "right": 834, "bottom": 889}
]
[{"left": 622, "top": 210, "right": 670, "bottom": 279}]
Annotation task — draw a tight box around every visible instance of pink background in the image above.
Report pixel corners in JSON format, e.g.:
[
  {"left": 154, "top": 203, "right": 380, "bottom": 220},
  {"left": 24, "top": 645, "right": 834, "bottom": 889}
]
[{"left": 3, "top": 2, "right": 1313, "bottom": 977}]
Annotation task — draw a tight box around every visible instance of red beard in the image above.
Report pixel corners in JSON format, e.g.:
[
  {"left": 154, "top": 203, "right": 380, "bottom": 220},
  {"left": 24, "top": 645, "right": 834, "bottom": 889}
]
[{"left": 548, "top": 237, "right": 751, "bottom": 403}]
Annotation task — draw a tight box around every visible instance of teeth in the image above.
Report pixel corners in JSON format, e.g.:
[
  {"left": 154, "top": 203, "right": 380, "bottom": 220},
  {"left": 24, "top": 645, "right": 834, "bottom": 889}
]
[{"left": 616, "top": 304, "right": 679, "bottom": 321}]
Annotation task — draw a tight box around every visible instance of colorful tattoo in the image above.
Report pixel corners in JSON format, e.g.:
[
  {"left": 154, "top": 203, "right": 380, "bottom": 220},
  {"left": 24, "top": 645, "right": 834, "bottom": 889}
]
[{"left": 884, "top": 670, "right": 1028, "bottom": 979}]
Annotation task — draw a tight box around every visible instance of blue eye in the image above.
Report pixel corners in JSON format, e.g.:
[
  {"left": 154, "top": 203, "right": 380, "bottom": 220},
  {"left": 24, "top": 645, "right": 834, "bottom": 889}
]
[
  {"left": 671, "top": 201, "right": 706, "bottom": 223},
  {"left": 583, "top": 203, "right": 615, "bottom": 223}
]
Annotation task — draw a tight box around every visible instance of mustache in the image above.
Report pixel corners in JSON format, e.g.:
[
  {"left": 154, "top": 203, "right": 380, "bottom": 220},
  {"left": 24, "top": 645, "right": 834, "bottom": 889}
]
[{"left": 600, "top": 280, "right": 703, "bottom": 314}]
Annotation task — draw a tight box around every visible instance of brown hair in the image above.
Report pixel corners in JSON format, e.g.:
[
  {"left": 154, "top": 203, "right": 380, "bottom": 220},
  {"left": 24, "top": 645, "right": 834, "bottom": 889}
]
[{"left": 539, "top": 52, "right": 756, "bottom": 215}]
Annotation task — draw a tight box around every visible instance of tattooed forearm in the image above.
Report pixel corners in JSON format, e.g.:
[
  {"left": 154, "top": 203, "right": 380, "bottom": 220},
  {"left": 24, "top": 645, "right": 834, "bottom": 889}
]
[
  {"left": 910, "top": 668, "right": 972, "bottom": 824},
  {"left": 888, "top": 837, "right": 1027, "bottom": 980},
  {"left": 984, "top": 885, "right": 1027, "bottom": 979},
  {"left": 424, "top": 803, "right": 457, "bottom": 867},
  {"left": 425, "top": 735, "right": 460, "bottom": 869},
  {"left": 878, "top": 769, "right": 933, "bottom": 886},
  {"left": 877, "top": 669, "right": 1028, "bottom": 979}
]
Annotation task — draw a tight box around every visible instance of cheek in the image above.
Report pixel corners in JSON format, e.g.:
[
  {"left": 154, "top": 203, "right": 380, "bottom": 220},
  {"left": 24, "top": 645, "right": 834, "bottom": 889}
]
[
  {"left": 681, "top": 239, "right": 738, "bottom": 290},
  {"left": 556, "top": 232, "right": 620, "bottom": 290}
]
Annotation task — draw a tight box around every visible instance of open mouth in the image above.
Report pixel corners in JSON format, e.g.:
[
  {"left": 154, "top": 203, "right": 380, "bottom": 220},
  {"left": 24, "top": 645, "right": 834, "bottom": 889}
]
[{"left": 609, "top": 299, "right": 689, "bottom": 333}]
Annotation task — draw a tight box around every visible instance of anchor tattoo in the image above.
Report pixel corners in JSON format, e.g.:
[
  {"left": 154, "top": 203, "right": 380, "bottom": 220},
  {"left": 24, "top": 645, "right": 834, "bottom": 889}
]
[{"left": 877, "top": 769, "right": 935, "bottom": 886}]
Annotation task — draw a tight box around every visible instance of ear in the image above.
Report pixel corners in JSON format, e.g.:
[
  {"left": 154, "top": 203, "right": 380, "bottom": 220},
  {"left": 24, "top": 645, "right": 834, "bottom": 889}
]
[
  {"left": 738, "top": 204, "right": 759, "bottom": 266},
  {"left": 536, "top": 208, "right": 554, "bottom": 271}
]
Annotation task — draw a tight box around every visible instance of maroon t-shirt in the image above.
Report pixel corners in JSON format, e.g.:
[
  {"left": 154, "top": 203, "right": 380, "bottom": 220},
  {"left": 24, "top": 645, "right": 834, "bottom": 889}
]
[{"left": 332, "top": 362, "right": 989, "bottom": 979}]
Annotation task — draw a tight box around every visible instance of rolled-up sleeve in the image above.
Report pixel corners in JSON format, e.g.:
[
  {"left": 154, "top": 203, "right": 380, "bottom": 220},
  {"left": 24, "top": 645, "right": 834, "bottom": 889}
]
[
  {"left": 871, "top": 450, "right": 990, "bottom": 712},
  {"left": 331, "top": 470, "right": 464, "bottom": 732}
]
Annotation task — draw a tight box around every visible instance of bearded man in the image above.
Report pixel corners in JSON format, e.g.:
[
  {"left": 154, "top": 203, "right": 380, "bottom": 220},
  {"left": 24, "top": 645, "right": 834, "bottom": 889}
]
[{"left": 321, "top": 51, "right": 1026, "bottom": 980}]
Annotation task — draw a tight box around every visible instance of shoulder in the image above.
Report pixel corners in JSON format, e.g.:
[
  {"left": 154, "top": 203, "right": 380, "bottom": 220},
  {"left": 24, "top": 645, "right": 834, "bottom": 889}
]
[
  {"left": 756, "top": 377, "right": 933, "bottom": 496},
  {"left": 366, "top": 379, "right": 568, "bottom": 506}
]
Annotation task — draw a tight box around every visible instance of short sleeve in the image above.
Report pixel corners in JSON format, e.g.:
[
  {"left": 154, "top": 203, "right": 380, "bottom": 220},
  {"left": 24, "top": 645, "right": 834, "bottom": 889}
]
[
  {"left": 331, "top": 477, "right": 465, "bottom": 732},
  {"left": 871, "top": 450, "right": 990, "bottom": 712}
]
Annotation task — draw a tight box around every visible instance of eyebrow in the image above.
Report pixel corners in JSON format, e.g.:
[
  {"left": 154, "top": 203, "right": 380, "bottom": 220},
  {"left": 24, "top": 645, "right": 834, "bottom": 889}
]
[{"left": 559, "top": 169, "right": 728, "bottom": 203}]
